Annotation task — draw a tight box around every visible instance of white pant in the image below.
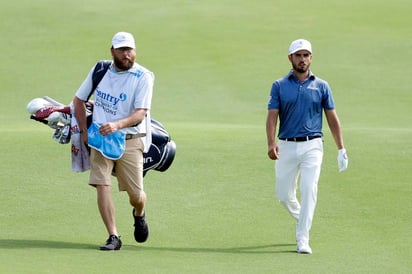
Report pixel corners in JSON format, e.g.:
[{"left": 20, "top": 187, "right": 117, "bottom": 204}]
[{"left": 275, "top": 138, "right": 323, "bottom": 243}]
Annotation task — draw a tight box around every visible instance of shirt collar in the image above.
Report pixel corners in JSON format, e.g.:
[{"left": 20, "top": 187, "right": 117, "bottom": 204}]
[
  {"left": 109, "top": 63, "right": 135, "bottom": 74},
  {"left": 287, "top": 70, "right": 316, "bottom": 81}
]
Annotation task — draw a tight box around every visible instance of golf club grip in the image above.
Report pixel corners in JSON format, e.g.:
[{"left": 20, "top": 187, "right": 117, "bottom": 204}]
[{"left": 30, "top": 115, "right": 49, "bottom": 125}]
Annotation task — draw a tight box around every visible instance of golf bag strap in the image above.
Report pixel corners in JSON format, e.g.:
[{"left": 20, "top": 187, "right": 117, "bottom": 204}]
[{"left": 86, "top": 60, "right": 112, "bottom": 101}]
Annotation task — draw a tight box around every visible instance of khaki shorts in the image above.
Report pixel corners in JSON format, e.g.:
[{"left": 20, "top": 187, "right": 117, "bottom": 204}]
[{"left": 89, "top": 137, "right": 144, "bottom": 194}]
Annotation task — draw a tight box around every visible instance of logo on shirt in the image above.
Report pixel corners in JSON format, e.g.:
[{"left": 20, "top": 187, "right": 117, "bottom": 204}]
[
  {"left": 95, "top": 89, "right": 127, "bottom": 105},
  {"left": 130, "top": 70, "right": 144, "bottom": 78},
  {"left": 95, "top": 89, "right": 127, "bottom": 115}
]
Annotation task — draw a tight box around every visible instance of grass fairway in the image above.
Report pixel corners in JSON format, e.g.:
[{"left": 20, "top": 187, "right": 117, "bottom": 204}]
[{"left": 0, "top": 0, "right": 411, "bottom": 273}]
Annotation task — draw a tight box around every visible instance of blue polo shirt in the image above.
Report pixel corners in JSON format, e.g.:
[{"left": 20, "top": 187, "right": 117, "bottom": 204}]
[{"left": 267, "top": 70, "right": 335, "bottom": 138}]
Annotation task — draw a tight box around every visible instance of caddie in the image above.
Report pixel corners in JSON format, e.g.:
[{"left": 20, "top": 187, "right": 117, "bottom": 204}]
[{"left": 73, "top": 31, "right": 154, "bottom": 251}]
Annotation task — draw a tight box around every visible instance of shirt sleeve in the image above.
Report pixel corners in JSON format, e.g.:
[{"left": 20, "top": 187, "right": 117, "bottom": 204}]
[
  {"left": 75, "top": 66, "right": 95, "bottom": 101},
  {"left": 321, "top": 81, "right": 335, "bottom": 110},
  {"left": 268, "top": 81, "right": 280, "bottom": 110},
  {"left": 134, "top": 71, "right": 154, "bottom": 110}
]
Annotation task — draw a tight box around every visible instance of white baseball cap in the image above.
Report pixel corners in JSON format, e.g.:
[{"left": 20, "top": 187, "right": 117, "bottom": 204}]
[
  {"left": 289, "top": 39, "right": 312, "bottom": 55},
  {"left": 112, "top": 32, "right": 136, "bottom": 49}
]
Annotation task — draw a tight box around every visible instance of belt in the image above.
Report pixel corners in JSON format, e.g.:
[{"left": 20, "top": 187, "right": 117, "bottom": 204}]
[
  {"left": 279, "top": 136, "right": 321, "bottom": 142},
  {"left": 125, "top": 133, "right": 146, "bottom": 140}
]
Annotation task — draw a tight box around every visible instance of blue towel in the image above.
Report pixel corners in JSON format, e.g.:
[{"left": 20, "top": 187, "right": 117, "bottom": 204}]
[{"left": 87, "top": 122, "right": 126, "bottom": 160}]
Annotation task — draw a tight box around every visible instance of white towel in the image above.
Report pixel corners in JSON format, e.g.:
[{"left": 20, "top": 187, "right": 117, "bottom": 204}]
[{"left": 70, "top": 104, "right": 90, "bottom": 172}]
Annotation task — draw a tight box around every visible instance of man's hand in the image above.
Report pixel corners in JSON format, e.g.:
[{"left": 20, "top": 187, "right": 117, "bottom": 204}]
[
  {"left": 268, "top": 145, "right": 279, "bottom": 160},
  {"left": 337, "top": 148, "right": 348, "bottom": 172},
  {"left": 99, "top": 122, "right": 120, "bottom": 136}
]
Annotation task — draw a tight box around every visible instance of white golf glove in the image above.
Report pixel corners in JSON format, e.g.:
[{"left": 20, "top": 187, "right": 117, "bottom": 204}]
[{"left": 337, "top": 148, "right": 348, "bottom": 172}]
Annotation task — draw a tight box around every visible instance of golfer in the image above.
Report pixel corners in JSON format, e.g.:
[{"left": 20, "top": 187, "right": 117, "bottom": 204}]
[
  {"left": 73, "top": 32, "right": 154, "bottom": 250},
  {"left": 266, "top": 39, "right": 348, "bottom": 254}
]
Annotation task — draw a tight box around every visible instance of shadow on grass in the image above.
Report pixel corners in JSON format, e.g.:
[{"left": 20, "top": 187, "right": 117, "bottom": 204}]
[
  {"left": 0, "top": 239, "right": 295, "bottom": 254},
  {"left": 123, "top": 243, "right": 297, "bottom": 254},
  {"left": 0, "top": 239, "right": 96, "bottom": 250}
]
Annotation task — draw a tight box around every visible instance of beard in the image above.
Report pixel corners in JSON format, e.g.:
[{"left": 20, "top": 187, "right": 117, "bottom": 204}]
[
  {"left": 113, "top": 56, "right": 134, "bottom": 71},
  {"left": 292, "top": 62, "right": 310, "bottom": 73}
]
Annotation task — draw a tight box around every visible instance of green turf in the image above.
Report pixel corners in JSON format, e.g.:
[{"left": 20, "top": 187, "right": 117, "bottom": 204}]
[{"left": 0, "top": 0, "right": 411, "bottom": 273}]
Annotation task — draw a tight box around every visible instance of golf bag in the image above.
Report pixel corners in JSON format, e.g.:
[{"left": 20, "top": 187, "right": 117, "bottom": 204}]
[{"left": 28, "top": 96, "right": 176, "bottom": 177}]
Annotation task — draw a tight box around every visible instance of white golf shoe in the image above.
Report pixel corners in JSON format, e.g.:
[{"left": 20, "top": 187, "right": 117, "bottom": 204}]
[{"left": 297, "top": 240, "right": 312, "bottom": 254}]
